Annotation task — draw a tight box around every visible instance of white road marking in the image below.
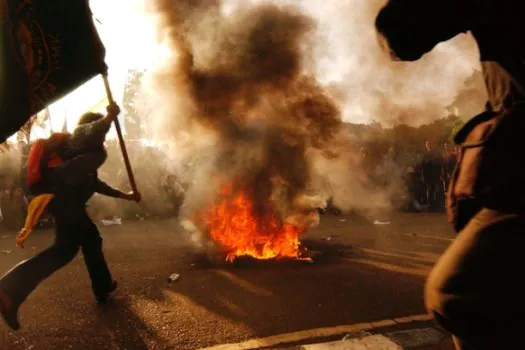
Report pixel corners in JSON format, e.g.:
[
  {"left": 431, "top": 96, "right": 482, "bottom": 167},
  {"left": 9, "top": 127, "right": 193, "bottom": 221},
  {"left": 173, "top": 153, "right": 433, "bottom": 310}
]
[
  {"left": 198, "top": 314, "right": 434, "bottom": 350},
  {"left": 302, "top": 334, "right": 402, "bottom": 349}
]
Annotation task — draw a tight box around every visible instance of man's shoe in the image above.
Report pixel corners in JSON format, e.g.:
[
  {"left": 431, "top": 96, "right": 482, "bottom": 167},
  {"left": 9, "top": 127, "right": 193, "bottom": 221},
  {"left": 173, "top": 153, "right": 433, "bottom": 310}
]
[
  {"left": 96, "top": 280, "right": 118, "bottom": 305},
  {"left": 0, "top": 291, "right": 20, "bottom": 331}
]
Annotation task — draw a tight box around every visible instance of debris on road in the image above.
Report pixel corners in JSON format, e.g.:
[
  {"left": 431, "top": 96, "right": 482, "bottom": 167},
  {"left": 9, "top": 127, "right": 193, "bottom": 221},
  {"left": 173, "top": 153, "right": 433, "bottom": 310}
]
[
  {"left": 322, "top": 236, "right": 333, "bottom": 241},
  {"left": 168, "top": 273, "right": 180, "bottom": 283},
  {"left": 374, "top": 220, "right": 391, "bottom": 225},
  {"left": 2, "top": 234, "right": 10, "bottom": 239},
  {"left": 343, "top": 331, "right": 373, "bottom": 341},
  {"left": 101, "top": 217, "right": 122, "bottom": 226},
  {"left": 1, "top": 249, "right": 13, "bottom": 254},
  {"left": 339, "top": 219, "right": 347, "bottom": 222}
]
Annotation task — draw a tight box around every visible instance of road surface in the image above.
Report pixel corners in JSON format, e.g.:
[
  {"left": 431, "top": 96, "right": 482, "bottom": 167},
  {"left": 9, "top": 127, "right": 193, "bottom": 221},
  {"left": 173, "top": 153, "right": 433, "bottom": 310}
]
[{"left": 0, "top": 212, "right": 455, "bottom": 349}]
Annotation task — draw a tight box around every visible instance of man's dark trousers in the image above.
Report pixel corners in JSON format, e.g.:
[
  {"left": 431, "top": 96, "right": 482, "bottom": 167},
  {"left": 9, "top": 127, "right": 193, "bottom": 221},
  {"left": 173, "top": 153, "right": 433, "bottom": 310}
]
[
  {"left": 425, "top": 208, "right": 525, "bottom": 349},
  {"left": 0, "top": 199, "right": 114, "bottom": 305}
]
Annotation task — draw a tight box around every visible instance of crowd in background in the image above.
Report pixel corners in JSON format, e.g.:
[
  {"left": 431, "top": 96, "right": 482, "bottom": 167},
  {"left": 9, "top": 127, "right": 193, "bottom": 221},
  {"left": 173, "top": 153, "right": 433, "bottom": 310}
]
[
  {"left": 0, "top": 71, "right": 463, "bottom": 232},
  {"left": 0, "top": 140, "right": 186, "bottom": 232},
  {"left": 361, "top": 140, "right": 458, "bottom": 213},
  {"left": 0, "top": 134, "right": 458, "bottom": 232}
]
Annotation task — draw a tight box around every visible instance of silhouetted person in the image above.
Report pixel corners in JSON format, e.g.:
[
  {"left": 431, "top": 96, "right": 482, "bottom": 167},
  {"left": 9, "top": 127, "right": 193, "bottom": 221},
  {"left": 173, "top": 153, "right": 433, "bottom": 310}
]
[
  {"left": 442, "top": 142, "right": 457, "bottom": 191},
  {"left": 421, "top": 141, "right": 444, "bottom": 211},
  {"left": 377, "top": 1, "right": 525, "bottom": 348},
  {"left": 0, "top": 104, "right": 141, "bottom": 331}
]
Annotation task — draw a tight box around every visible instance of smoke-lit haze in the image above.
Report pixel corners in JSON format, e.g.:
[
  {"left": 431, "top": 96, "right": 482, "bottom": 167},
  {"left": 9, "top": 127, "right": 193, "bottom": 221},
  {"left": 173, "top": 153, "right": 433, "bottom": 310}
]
[
  {"left": 87, "top": 0, "right": 486, "bottom": 127},
  {"left": 106, "top": 0, "right": 484, "bottom": 256},
  {"left": 75, "top": 0, "right": 488, "bottom": 251}
]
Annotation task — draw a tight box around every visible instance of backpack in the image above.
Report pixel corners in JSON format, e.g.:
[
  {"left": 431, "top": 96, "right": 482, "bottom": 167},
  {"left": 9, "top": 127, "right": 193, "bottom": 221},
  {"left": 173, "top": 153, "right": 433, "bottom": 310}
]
[
  {"left": 26, "top": 132, "right": 70, "bottom": 192},
  {"left": 447, "top": 103, "right": 525, "bottom": 232}
]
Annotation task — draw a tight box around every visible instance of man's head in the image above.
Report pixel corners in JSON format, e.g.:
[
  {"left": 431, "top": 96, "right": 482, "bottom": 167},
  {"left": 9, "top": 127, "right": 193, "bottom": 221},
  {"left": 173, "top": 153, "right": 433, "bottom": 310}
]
[
  {"left": 74, "top": 112, "right": 108, "bottom": 149},
  {"left": 77, "top": 112, "right": 104, "bottom": 126},
  {"left": 376, "top": 0, "right": 472, "bottom": 61}
]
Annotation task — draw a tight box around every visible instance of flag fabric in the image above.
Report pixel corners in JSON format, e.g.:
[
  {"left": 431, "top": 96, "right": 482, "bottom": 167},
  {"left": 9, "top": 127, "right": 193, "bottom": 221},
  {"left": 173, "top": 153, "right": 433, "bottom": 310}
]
[{"left": 0, "top": 0, "right": 107, "bottom": 143}]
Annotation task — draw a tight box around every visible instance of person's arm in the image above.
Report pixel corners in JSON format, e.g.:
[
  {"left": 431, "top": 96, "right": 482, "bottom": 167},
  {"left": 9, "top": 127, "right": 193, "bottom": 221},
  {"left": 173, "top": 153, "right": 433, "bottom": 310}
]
[
  {"left": 95, "top": 179, "right": 141, "bottom": 201},
  {"left": 68, "top": 103, "right": 121, "bottom": 151},
  {"left": 88, "top": 103, "right": 121, "bottom": 136}
]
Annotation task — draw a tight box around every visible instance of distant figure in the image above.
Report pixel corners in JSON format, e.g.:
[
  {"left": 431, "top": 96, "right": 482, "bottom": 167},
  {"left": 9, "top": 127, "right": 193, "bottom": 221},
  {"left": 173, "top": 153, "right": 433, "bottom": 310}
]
[
  {"left": 421, "top": 141, "right": 444, "bottom": 211},
  {"left": 442, "top": 142, "right": 458, "bottom": 191},
  {"left": 164, "top": 174, "right": 185, "bottom": 216}
]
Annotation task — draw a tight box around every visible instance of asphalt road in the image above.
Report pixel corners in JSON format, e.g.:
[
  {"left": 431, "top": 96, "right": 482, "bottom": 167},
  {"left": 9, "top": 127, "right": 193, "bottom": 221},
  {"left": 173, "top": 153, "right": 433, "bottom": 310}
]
[{"left": 0, "top": 212, "right": 455, "bottom": 350}]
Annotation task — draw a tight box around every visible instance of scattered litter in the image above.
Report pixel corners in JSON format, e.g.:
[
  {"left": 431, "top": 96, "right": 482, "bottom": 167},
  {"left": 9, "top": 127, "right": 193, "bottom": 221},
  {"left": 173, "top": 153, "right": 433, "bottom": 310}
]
[
  {"left": 101, "top": 217, "right": 122, "bottom": 226},
  {"left": 374, "top": 220, "right": 391, "bottom": 225},
  {"left": 1, "top": 250, "right": 13, "bottom": 255},
  {"left": 168, "top": 273, "right": 180, "bottom": 283},
  {"left": 1, "top": 235, "right": 10, "bottom": 239},
  {"left": 339, "top": 219, "right": 347, "bottom": 222},
  {"left": 322, "top": 236, "right": 333, "bottom": 241},
  {"left": 343, "top": 331, "right": 373, "bottom": 341}
]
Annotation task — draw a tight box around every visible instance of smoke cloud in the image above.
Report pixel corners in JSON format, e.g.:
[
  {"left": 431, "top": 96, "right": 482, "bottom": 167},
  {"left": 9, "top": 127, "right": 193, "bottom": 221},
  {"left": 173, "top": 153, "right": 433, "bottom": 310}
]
[
  {"left": 126, "top": 0, "right": 486, "bottom": 252},
  {"left": 303, "top": 0, "right": 484, "bottom": 125},
  {"left": 141, "top": 0, "right": 357, "bottom": 251}
]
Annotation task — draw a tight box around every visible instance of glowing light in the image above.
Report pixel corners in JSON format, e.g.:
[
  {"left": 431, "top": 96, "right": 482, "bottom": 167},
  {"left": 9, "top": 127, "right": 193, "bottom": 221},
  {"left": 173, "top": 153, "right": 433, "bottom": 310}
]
[{"left": 198, "top": 183, "right": 308, "bottom": 262}]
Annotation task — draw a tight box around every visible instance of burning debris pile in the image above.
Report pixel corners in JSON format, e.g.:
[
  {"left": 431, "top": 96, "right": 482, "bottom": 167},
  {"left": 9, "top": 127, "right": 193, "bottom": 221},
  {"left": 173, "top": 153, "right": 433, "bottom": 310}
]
[
  {"left": 198, "top": 183, "right": 307, "bottom": 262},
  {"left": 148, "top": 0, "right": 343, "bottom": 262}
]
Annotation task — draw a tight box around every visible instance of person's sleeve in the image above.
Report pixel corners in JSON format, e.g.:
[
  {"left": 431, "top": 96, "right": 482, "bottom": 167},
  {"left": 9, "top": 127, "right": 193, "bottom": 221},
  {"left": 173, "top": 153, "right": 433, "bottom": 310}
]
[{"left": 94, "top": 179, "right": 124, "bottom": 199}]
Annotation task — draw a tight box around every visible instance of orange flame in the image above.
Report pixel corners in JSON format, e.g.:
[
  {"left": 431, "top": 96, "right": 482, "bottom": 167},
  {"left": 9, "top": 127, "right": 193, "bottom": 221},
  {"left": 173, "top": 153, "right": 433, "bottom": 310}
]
[{"left": 201, "top": 183, "right": 306, "bottom": 262}]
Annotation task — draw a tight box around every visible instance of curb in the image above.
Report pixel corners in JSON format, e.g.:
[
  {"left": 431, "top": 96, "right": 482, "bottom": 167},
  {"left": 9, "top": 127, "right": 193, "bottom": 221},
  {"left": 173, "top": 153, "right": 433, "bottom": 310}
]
[
  {"left": 199, "top": 315, "right": 454, "bottom": 350},
  {"left": 282, "top": 328, "right": 453, "bottom": 349}
]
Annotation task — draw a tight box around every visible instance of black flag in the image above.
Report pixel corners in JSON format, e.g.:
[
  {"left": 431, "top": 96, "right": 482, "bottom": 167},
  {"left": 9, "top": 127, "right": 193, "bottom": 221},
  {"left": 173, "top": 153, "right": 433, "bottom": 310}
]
[{"left": 0, "top": 0, "right": 107, "bottom": 143}]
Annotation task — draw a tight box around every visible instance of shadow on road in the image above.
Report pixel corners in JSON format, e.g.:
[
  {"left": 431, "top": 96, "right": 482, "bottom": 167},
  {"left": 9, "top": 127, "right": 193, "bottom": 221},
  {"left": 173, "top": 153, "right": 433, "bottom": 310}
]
[
  {"left": 166, "top": 227, "right": 446, "bottom": 347},
  {"left": 0, "top": 214, "right": 451, "bottom": 349},
  {"left": 93, "top": 297, "right": 168, "bottom": 350}
]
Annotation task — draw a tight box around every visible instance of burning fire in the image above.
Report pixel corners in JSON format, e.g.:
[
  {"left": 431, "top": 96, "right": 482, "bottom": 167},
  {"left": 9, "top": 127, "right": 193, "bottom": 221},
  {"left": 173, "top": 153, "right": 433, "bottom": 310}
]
[{"left": 200, "top": 183, "right": 308, "bottom": 262}]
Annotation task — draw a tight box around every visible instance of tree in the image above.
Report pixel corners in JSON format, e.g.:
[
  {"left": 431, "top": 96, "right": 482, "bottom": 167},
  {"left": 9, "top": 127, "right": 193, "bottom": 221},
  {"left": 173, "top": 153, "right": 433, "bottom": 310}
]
[{"left": 123, "top": 69, "right": 146, "bottom": 140}]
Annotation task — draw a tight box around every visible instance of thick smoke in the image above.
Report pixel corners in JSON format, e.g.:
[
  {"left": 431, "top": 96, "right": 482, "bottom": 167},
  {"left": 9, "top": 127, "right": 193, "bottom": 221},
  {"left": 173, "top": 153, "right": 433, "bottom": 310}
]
[
  {"left": 126, "top": 0, "right": 487, "bottom": 253},
  {"left": 91, "top": 0, "right": 485, "bottom": 130},
  {"left": 143, "top": 0, "right": 386, "bottom": 252},
  {"left": 302, "top": 0, "right": 484, "bottom": 126}
]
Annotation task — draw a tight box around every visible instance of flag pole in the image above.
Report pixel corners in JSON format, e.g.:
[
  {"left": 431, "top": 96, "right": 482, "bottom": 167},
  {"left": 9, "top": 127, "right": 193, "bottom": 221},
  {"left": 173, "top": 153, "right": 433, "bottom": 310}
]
[{"left": 101, "top": 73, "right": 138, "bottom": 194}]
